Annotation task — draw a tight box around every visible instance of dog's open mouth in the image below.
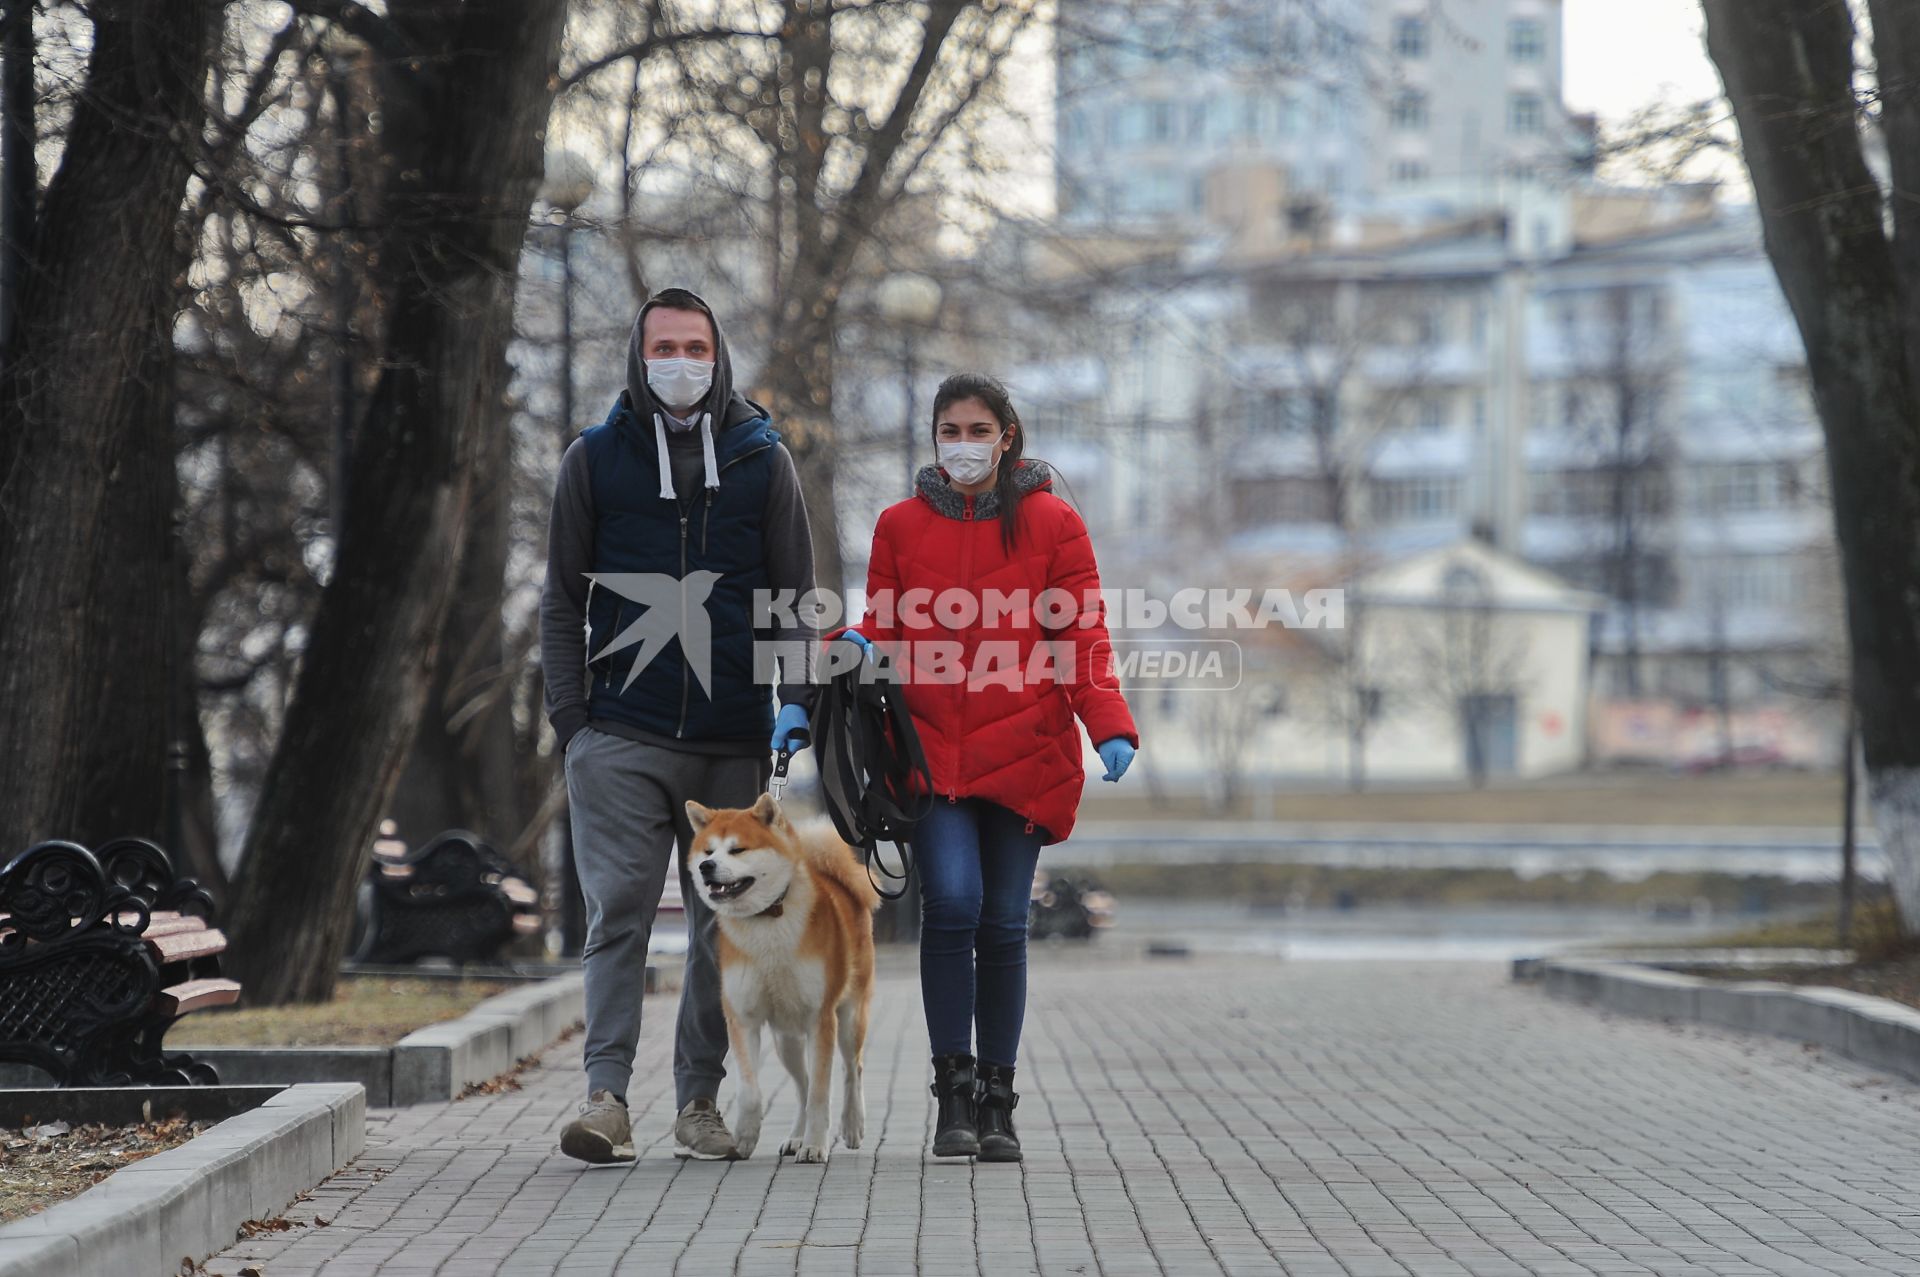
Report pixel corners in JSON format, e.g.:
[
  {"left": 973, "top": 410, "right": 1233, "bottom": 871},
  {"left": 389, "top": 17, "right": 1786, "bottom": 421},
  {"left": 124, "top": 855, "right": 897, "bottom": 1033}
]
[{"left": 706, "top": 876, "right": 755, "bottom": 902}]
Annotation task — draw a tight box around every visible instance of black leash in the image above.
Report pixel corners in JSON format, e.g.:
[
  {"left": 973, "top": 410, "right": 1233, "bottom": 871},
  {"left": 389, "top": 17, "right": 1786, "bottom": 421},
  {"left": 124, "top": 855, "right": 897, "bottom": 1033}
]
[{"left": 794, "top": 639, "right": 933, "bottom": 900}]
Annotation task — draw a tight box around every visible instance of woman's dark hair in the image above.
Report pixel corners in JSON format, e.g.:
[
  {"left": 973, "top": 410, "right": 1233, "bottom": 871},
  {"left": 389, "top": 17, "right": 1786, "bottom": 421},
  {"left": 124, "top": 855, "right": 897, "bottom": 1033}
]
[{"left": 931, "top": 372, "right": 1028, "bottom": 551}]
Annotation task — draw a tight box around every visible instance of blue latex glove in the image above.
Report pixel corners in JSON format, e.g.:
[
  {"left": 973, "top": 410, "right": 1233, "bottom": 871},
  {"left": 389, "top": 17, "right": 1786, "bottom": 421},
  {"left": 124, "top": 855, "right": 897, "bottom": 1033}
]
[
  {"left": 1096, "top": 738, "right": 1135, "bottom": 782},
  {"left": 838, "top": 629, "right": 873, "bottom": 659},
  {"left": 770, "top": 703, "right": 811, "bottom": 753}
]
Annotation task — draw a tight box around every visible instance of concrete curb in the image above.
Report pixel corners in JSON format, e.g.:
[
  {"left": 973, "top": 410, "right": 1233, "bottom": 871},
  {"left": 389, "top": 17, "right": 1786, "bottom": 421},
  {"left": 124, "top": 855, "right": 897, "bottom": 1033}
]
[
  {"left": 0, "top": 1082, "right": 364, "bottom": 1277},
  {"left": 0, "top": 970, "right": 591, "bottom": 1105},
  {"left": 390, "top": 970, "right": 585, "bottom": 1106},
  {"left": 1517, "top": 957, "right": 1920, "bottom": 1083}
]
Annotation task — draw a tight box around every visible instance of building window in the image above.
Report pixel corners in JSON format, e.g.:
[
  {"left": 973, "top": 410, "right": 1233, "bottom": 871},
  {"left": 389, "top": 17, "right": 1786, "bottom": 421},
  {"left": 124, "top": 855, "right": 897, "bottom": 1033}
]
[
  {"left": 1148, "top": 100, "right": 1175, "bottom": 143},
  {"left": 1509, "top": 92, "right": 1545, "bottom": 135},
  {"left": 1390, "top": 159, "right": 1429, "bottom": 185},
  {"left": 1231, "top": 476, "right": 1334, "bottom": 525},
  {"left": 1534, "top": 467, "right": 1670, "bottom": 518},
  {"left": 1687, "top": 461, "right": 1802, "bottom": 514},
  {"left": 1371, "top": 476, "right": 1460, "bottom": 523},
  {"left": 1706, "top": 555, "right": 1799, "bottom": 609},
  {"left": 1509, "top": 18, "right": 1545, "bottom": 62},
  {"left": 1246, "top": 390, "right": 1328, "bottom": 434},
  {"left": 1391, "top": 91, "right": 1429, "bottom": 132},
  {"left": 1393, "top": 14, "right": 1429, "bottom": 58}
]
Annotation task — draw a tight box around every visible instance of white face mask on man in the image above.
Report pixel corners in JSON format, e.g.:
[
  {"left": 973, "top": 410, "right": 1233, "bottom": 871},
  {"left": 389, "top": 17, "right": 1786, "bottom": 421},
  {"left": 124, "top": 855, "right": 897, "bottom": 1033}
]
[
  {"left": 938, "top": 435, "right": 1004, "bottom": 486},
  {"left": 646, "top": 357, "right": 714, "bottom": 414}
]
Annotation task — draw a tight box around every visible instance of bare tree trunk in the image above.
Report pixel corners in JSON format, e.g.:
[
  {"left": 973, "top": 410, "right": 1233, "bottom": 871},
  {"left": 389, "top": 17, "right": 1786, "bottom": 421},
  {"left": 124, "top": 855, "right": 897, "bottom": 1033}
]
[
  {"left": 0, "top": 0, "right": 32, "bottom": 360},
  {"left": 1704, "top": 0, "right": 1920, "bottom": 929},
  {"left": 0, "top": 0, "right": 216, "bottom": 858},
  {"left": 169, "top": 520, "right": 228, "bottom": 899},
  {"left": 225, "top": 0, "right": 569, "bottom": 1004},
  {"left": 768, "top": 323, "right": 847, "bottom": 591},
  {"left": 389, "top": 422, "right": 526, "bottom": 852},
  {"left": 1841, "top": 702, "right": 1858, "bottom": 947}
]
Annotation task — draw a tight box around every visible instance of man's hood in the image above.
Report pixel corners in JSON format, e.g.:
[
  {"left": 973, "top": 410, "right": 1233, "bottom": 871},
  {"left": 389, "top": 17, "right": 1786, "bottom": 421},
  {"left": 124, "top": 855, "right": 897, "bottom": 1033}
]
[{"left": 625, "top": 287, "right": 766, "bottom": 433}]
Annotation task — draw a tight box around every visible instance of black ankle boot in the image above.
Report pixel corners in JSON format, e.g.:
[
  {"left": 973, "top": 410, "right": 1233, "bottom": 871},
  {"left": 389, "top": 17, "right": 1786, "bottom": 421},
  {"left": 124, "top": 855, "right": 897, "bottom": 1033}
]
[
  {"left": 930, "top": 1052, "right": 979, "bottom": 1157},
  {"left": 975, "top": 1062, "right": 1021, "bottom": 1162}
]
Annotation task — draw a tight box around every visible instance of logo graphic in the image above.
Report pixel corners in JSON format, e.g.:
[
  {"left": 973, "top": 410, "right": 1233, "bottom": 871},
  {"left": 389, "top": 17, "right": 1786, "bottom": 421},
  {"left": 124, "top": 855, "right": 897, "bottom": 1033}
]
[{"left": 586, "top": 571, "right": 722, "bottom": 694}]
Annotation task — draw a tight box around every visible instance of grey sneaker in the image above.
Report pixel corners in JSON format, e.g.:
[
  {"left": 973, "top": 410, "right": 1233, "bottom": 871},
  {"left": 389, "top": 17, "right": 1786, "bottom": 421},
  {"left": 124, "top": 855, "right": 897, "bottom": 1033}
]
[
  {"left": 673, "top": 1096, "right": 739, "bottom": 1160},
  {"left": 560, "top": 1090, "right": 635, "bottom": 1164}
]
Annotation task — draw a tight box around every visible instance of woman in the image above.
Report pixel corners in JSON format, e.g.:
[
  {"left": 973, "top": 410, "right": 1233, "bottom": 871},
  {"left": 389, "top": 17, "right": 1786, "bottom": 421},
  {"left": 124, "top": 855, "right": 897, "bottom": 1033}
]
[{"left": 833, "top": 372, "right": 1138, "bottom": 1162}]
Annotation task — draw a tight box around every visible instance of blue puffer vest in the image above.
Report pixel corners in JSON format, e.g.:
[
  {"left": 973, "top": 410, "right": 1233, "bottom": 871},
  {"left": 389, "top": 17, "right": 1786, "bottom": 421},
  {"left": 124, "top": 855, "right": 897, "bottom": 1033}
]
[{"left": 579, "top": 395, "right": 780, "bottom": 744}]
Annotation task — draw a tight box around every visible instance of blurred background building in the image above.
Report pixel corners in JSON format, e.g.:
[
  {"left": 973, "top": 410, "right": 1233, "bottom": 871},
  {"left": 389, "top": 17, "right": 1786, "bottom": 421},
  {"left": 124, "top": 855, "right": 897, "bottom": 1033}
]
[{"left": 506, "top": 0, "right": 1845, "bottom": 798}]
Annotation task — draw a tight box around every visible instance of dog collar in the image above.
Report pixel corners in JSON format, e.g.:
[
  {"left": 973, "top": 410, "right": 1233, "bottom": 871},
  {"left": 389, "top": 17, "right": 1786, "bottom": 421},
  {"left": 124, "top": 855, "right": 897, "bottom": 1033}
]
[{"left": 751, "top": 886, "right": 791, "bottom": 919}]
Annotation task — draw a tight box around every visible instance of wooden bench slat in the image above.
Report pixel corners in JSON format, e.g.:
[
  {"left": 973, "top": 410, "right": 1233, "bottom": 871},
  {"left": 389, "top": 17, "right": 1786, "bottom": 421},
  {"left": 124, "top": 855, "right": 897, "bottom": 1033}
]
[
  {"left": 134, "top": 916, "right": 210, "bottom": 939},
  {"left": 154, "top": 978, "right": 242, "bottom": 1018},
  {"left": 147, "top": 927, "right": 228, "bottom": 965}
]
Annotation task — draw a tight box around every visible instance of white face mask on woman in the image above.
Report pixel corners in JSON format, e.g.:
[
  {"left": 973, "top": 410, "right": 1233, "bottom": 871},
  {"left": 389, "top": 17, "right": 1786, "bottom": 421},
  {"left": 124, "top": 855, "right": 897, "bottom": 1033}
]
[{"left": 938, "top": 435, "right": 1003, "bottom": 486}]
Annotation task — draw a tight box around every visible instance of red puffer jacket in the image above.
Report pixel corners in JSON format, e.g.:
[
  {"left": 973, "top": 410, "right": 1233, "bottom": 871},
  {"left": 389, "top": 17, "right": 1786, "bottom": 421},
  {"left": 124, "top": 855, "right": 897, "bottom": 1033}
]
[{"left": 833, "top": 460, "right": 1138, "bottom": 844}]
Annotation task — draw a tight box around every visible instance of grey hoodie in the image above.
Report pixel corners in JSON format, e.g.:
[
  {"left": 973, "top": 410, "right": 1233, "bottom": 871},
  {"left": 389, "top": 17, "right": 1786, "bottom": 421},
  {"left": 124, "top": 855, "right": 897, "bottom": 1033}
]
[{"left": 540, "top": 289, "right": 819, "bottom": 757}]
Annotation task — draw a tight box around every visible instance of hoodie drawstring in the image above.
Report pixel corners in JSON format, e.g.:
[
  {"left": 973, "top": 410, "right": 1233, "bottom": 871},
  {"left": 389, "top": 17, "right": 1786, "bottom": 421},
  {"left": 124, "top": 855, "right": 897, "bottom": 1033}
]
[
  {"left": 698, "top": 412, "right": 719, "bottom": 491},
  {"left": 653, "top": 413, "right": 676, "bottom": 499},
  {"left": 653, "top": 411, "right": 722, "bottom": 500}
]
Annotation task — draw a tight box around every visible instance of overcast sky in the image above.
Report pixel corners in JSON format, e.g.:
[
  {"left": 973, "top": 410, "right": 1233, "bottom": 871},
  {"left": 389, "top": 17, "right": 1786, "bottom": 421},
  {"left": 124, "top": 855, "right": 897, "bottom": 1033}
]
[{"left": 1563, "top": 0, "right": 1721, "bottom": 119}]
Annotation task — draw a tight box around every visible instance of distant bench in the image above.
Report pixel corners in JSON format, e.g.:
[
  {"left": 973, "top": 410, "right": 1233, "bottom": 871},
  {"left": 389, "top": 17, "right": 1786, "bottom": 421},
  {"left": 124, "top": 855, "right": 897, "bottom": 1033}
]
[
  {"left": 0, "top": 837, "right": 237, "bottom": 1086},
  {"left": 351, "top": 824, "right": 541, "bottom": 966}
]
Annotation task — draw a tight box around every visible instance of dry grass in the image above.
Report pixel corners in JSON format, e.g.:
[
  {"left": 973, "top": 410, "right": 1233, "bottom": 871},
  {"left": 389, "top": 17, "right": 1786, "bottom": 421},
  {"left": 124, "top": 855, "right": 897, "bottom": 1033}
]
[
  {"left": 1082, "top": 770, "right": 1852, "bottom": 827},
  {"left": 1079, "top": 861, "right": 1840, "bottom": 912},
  {"left": 1, "top": 1113, "right": 206, "bottom": 1225},
  {"left": 1632, "top": 897, "right": 1920, "bottom": 1012},
  {"left": 171, "top": 975, "right": 517, "bottom": 1047}
]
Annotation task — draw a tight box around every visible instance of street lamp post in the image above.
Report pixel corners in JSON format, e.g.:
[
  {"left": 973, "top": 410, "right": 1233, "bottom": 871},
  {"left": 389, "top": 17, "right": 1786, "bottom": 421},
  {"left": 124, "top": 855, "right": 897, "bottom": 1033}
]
[
  {"left": 539, "top": 151, "right": 594, "bottom": 959},
  {"left": 875, "top": 273, "right": 944, "bottom": 496},
  {"left": 868, "top": 272, "right": 942, "bottom": 944}
]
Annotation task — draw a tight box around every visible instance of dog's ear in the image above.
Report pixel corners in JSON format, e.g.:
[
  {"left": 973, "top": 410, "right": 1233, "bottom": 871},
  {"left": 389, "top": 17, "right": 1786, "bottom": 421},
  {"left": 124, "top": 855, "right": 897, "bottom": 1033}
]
[
  {"left": 685, "top": 800, "right": 716, "bottom": 830},
  {"left": 750, "top": 791, "right": 781, "bottom": 827}
]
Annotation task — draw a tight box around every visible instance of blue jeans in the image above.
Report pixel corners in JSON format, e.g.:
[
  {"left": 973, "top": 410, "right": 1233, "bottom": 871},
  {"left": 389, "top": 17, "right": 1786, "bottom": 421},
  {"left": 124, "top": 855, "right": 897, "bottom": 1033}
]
[{"left": 916, "top": 798, "right": 1046, "bottom": 1067}]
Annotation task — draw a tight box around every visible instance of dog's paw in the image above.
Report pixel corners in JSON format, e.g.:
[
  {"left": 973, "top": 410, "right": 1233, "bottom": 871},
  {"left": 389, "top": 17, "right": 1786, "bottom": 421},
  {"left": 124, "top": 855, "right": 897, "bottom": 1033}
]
[
  {"left": 840, "top": 1108, "right": 864, "bottom": 1149},
  {"left": 791, "top": 1143, "right": 828, "bottom": 1164},
  {"left": 732, "top": 1133, "right": 758, "bottom": 1159},
  {"left": 778, "top": 1137, "right": 802, "bottom": 1157}
]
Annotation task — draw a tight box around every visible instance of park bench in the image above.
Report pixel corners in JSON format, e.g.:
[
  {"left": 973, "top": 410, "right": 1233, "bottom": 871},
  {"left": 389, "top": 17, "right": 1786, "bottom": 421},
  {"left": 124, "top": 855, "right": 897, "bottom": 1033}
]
[
  {"left": 0, "top": 836, "right": 238, "bottom": 1086},
  {"left": 350, "top": 824, "right": 540, "bottom": 965}
]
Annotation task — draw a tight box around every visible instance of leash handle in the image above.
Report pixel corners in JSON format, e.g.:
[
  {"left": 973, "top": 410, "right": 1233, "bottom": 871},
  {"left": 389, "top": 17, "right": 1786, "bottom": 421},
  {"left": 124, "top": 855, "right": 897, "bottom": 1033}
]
[
  {"left": 863, "top": 837, "right": 914, "bottom": 901},
  {"left": 770, "top": 746, "right": 793, "bottom": 800}
]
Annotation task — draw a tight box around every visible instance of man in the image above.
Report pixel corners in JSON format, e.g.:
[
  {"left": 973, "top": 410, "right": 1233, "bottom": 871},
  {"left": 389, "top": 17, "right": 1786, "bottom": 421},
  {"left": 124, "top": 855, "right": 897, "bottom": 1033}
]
[{"left": 540, "top": 287, "right": 818, "bottom": 1163}]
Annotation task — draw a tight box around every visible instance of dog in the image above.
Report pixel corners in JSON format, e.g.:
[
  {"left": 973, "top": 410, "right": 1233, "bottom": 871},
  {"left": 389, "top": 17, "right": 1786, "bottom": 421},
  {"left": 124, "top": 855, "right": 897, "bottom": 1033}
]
[{"left": 684, "top": 793, "right": 879, "bottom": 1163}]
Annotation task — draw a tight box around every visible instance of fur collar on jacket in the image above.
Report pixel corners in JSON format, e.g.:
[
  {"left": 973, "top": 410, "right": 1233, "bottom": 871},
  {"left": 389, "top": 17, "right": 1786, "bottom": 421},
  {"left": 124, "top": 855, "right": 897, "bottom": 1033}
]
[{"left": 913, "top": 458, "right": 1054, "bottom": 520}]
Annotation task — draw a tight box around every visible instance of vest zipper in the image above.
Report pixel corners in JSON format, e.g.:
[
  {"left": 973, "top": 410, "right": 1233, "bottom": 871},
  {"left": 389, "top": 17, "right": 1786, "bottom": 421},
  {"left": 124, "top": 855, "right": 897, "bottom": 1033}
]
[
  {"left": 606, "top": 601, "right": 624, "bottom": 690},
  {"left": 660, "top": 431, "right": 773, "bottom": 740},
  {"left": 676, "top": 512, "right": 690, "bottom": 737}
]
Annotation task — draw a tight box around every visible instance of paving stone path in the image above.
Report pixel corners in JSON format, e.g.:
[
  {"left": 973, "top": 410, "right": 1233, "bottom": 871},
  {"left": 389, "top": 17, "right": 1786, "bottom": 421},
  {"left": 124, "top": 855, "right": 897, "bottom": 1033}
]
[{"left": 205, "top": 952, "right": 1920, "bottom": 1276}]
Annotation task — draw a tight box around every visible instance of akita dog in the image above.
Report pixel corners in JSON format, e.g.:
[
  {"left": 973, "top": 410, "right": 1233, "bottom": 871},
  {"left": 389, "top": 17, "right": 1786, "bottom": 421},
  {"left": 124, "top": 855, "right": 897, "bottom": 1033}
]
[{"left": 684, "top": 793, "right": 879, "bottom": 1163}]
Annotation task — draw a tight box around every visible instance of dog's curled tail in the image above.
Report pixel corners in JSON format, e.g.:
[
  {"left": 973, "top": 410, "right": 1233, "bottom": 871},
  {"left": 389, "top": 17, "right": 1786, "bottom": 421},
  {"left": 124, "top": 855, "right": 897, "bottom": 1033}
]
[{"left": 796, "top": 818, "right": 883, "bottom": 913}]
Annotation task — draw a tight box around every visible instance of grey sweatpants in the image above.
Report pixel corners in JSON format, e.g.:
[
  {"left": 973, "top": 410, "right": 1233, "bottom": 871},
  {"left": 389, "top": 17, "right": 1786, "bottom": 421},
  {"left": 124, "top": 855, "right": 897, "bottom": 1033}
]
[{"left": 563, "top": 725, "right": 771, "bottom": 1107}]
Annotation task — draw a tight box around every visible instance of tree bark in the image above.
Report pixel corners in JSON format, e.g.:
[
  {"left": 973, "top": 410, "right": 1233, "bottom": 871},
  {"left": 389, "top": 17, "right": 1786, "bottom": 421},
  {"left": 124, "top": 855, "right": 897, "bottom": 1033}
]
[
  {"left": 0, "top": 0, "right": 216, "bottom": 860},
  {"left": 1703, "top": 0, "right": 1920, "bottom": 927},
  {"left": 224, "top": 0, "right": 569, "bottom": 1003},
  {"left": 388, "top": 420, "right": 526, "bottom": 852}
]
